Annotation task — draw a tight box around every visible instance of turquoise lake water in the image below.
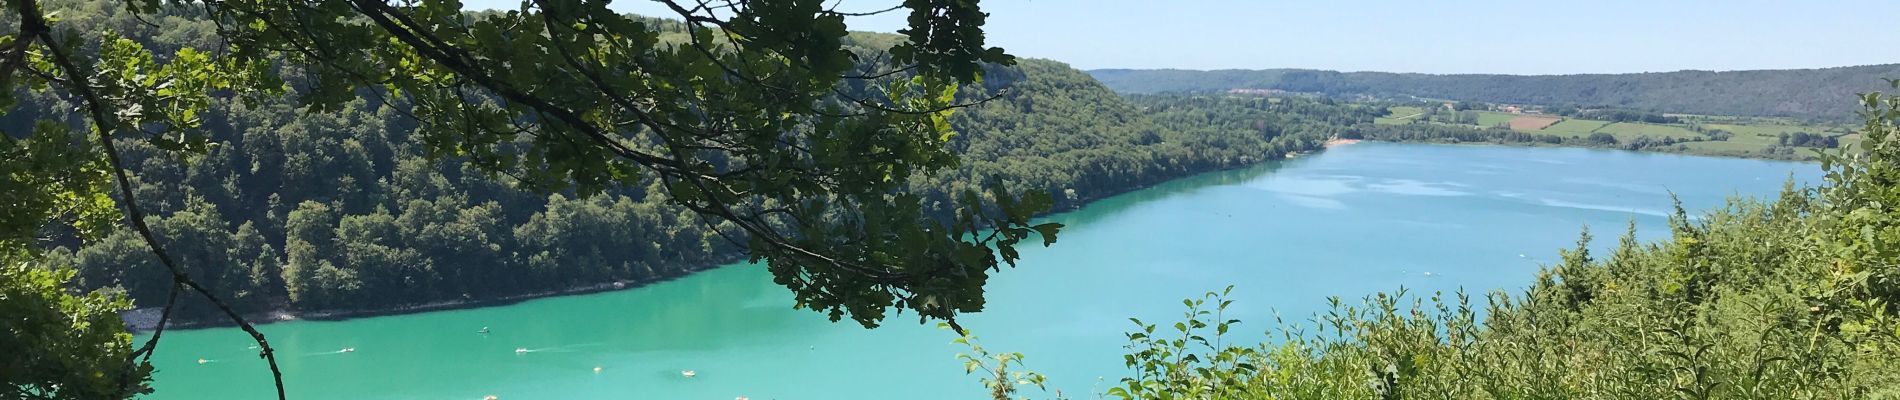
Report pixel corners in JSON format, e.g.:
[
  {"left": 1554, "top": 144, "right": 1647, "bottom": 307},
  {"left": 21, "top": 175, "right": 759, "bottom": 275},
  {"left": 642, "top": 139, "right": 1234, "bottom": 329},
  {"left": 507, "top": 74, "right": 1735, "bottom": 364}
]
[{"left": 141, "top": 142, "right": 1821, "bottom": 399}]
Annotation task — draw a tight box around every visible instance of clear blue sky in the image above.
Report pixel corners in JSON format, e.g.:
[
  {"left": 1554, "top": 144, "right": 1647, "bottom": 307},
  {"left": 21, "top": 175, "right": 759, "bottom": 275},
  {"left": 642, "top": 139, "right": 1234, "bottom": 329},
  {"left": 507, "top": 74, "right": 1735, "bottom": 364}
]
[{"left": 463, "top": 0, "right": 1900, "bottom": 75}]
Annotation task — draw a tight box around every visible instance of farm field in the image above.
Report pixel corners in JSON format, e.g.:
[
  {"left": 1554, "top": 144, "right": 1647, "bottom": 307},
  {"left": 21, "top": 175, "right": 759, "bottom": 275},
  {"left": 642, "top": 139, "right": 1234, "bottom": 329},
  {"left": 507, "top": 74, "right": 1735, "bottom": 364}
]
[
  {"left": 1473, "top": 111, "right": 1519, "bottom": 127},
  {"left": 1593, "top": 122, "right": 1704, "bottom": 141},
  {"left": 1375, "top": 105, "right": 1851, "bottom": 159},
  {"left": 1539, "top": 118, "right": 1611, "bottom": 136},
  {"left": 1505, "top": 115, "right": 1561, "bottom": 130},
  {"left": 1374, "top": 106, "right": 1425, "bottom": 124}
]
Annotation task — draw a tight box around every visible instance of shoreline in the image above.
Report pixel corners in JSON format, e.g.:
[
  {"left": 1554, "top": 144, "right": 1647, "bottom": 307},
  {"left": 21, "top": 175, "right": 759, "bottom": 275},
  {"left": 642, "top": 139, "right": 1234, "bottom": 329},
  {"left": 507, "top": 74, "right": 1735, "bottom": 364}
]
[
  {"left": 1374, "top": 138, "right": 1827, "bottom": 163},
  {"left": 124, "top": 139, "right": 1801, "bottom": 332},
  {"left": 124, "top": 262, "right": 729, "bottom": 332},
  {"left": 123, "top": 143, "right": 1360, "bottom": 332}
]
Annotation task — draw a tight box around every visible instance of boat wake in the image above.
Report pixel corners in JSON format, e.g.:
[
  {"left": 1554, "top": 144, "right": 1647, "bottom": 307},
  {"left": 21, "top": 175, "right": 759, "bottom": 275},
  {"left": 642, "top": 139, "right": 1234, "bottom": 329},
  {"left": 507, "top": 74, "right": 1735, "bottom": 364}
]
[{"left": 518, "top": 342, "right": 605, "bottom": 354}]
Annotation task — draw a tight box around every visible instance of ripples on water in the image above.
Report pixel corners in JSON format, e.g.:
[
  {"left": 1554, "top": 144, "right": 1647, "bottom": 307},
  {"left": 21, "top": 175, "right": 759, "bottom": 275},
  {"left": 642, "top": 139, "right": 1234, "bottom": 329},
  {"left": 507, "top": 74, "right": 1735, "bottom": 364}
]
[{"left": 143, "top": 143, "right": 1820, "bottom": 400}]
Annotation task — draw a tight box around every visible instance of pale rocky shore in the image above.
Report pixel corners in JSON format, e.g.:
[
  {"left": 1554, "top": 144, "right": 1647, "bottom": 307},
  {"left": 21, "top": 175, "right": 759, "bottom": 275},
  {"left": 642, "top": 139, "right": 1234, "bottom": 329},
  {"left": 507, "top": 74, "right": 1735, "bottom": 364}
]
[{"left": 119, "top": 273, "right": 697, "bottom": 332}]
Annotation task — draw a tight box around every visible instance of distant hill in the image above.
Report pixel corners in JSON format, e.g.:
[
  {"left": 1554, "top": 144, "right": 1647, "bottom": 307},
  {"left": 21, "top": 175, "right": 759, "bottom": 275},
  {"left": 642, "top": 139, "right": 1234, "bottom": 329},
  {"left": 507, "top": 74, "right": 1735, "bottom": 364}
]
[{"left": 1088, "top": 65, "right": 1900, "bottom": 121}]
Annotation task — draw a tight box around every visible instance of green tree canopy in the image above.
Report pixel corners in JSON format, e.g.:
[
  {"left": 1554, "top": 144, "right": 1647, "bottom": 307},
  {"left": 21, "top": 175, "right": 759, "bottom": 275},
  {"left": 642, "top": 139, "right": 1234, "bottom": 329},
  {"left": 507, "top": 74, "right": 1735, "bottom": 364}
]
[{"left": 2, "top": 0, "right": 1050, "bottom": 397}]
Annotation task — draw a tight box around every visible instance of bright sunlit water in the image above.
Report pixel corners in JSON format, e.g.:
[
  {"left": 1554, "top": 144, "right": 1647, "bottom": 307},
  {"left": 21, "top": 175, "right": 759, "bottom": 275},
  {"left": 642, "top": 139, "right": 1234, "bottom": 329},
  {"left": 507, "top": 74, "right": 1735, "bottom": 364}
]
[{"left": 140, "top": 142, "right": 1820, "bottom": 399}]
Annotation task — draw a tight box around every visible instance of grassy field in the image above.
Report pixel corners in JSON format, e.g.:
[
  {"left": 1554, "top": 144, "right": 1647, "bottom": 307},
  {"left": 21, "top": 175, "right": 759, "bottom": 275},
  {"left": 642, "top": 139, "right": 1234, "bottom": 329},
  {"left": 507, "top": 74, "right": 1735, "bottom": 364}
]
[
  {"left": 1505, "top": 115, "right": 1561, "bottom": 130},
  {"left": 1593, "top": 122, "right": 1704, "bottom": 141},
  {"left": 1704, "top": 123, "right": 1787, "bottom": 149},
  {"left": 1375, "top": 105, "right": 1850, "bottom": 159},
  {"left": 1374, "top": 106, "right": 1425, "bottom": 124},
  {"left": 1539, "top": 118, "right": 1611, "bottom": 137},
  {"left": 1473, "top": 111, "right": 1519, "bottom": 127}
]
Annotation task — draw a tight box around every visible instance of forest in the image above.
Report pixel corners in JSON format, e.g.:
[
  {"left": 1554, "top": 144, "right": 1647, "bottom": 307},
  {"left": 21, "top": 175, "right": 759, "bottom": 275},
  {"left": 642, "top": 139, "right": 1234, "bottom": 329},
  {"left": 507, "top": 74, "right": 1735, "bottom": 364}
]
[
  {"left": 5, "top": 2, "right": 1362, "bottom": 322},
  {"left": 6, "top": 1, "right": 1897, "bottom": 399},
  {"left": 17, "top": 11, "right": 1842, "bottom": 319},
  {"left": 1089, "top": 65, "right": 1900, "bottom": 121},
  {"left": 13, "top": 0, "right": 1865, "bottom": 327},
  {"left": 1107, "top": 94, "right": 1797, "bottom": 160}
]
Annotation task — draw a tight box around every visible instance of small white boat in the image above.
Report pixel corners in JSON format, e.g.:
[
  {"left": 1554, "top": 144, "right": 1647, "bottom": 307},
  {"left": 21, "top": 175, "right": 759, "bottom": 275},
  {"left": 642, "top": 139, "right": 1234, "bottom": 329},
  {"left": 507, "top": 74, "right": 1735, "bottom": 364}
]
[
  {"left": 681, "top": 370, "right": 697, "bottom": 378},
  {"left": 196, "top": 358, "right": 208, "bottom": 364},
  {"left": 478, "top": 327, "right": 490, "bottom": 334},
  {"left": 515, "top": 348, "right": 529, "bottom": 354},
  {"left": 483, "top": 396, "right": 498, "bottom": 400},
  {"left": 593, "top": 366, "right": 603, "bottom": 373},
  {"left": 340, "top": 348, "right": 355, "bottom": 353}
]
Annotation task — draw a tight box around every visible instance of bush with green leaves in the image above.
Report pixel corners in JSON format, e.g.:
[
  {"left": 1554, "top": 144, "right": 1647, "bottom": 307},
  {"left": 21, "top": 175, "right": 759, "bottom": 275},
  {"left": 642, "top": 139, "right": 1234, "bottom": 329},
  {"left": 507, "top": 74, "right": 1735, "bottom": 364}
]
[
  {"left": 0, "top": 251, "right": 148, "bottom": 399},
  {"left": 950, "top": 326, "right": 1061, "bottom": 400},
  {"left": 1109, "top": 286, "right": 1263, "bottom": 400}
]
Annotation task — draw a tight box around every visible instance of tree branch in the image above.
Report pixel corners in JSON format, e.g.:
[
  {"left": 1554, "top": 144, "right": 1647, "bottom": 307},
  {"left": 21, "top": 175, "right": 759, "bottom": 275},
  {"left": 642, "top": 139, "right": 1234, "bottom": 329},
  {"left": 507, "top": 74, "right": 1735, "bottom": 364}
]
[{"left": 12, "top": 0, "right": 287, "bottom": 398}]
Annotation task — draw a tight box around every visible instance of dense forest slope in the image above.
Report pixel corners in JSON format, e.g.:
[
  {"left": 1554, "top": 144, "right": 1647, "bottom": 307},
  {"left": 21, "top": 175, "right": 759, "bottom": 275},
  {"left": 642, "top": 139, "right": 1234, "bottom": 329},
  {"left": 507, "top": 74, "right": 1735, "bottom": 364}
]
[
  {"left": 16, "top": 3, "right": 1349, "bottom": 321},
  {"left": 909, "top": 63, "right": 1367, "bottom": 212},
  {"left": 1089, "top": 65, "right": 1900, "bottom": 121}
]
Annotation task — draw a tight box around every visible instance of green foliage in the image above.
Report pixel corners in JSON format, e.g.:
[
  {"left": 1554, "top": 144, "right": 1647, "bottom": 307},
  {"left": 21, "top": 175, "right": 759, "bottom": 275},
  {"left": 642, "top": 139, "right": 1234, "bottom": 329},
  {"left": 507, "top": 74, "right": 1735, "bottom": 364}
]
[
  {"left": 1090, "top": 66, "right": 1900, "bottom": 121},
  {"left": 1345, "top": 119, "right": 1764, "bottom": 158},
  {"left": 7, "top": 4, "right": 1320, "bottom": 328},
  {"left": 0, "top": 1, "right": 1057, "bottom": 396},
  {"left": 0, "top": 3, "right": 171, "bottom": 393},
  {"left": 0, "top": 0, "right": 1053, "bottom": 356},
  {"left": 1129, "top": 94, "right": 1380, "bottom": 162},
  {"left": 0, "top": 251, "right": 149, "bottom": 399},
  {"left": 33, "top": 55, "right": 1285, "bottom": 320},
  {"left": 11, "top": 2, "right": 1893, "bottom": 399},
  {"left": 0, "top": 122, "right": 116, "bottom": 247},
  {"left": 4, "top": 0, "right": 1040, "bottom": 332},
  {"left": 1109, "top": 286, "right": 1261, "bottom": 400},
  {"left": 1818, "top": 79, "right": 1900, "bottom": 323},
  {"left": 149, "top": 0, "right": 1042, "bottom": 326},
  {"left": 1087, "top": 83, "right": 1900, "bottom": 399},
  {"left": 1122, "top": 93, "right": 1828, "bottom": 161},
  {"left": 1105, "top": 195, "right": 1895, "bottom": 398},
  {"left": 1364, "top": 102, "right": 1848, "bottom": 160},
  {"left": 948, "top": 325, "right": 1061, "bottom": 400}
]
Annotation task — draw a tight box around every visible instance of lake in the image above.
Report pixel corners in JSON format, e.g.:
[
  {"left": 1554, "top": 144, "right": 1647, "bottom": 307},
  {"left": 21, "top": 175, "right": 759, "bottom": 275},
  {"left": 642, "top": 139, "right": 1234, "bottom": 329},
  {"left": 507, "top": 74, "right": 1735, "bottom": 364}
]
[{"left": 140, "top": 142, "right": 1820, "bottom": 399}]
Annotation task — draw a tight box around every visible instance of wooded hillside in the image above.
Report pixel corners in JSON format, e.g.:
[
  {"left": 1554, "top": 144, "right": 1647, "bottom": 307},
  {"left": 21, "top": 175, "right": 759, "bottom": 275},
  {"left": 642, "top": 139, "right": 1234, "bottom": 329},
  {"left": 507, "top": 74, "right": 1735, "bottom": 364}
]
[{"left": 1090, "top": 65, "right": 1900, "bottom": 121}]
